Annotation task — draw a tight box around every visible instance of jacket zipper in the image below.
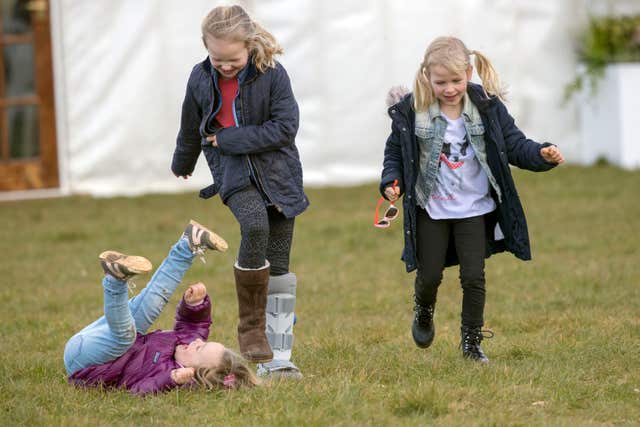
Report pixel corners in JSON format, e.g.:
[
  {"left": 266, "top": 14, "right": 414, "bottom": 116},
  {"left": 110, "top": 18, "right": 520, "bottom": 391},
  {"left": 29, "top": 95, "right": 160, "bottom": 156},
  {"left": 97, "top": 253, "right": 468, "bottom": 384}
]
[
  {"left": 237, "top": 86, "right": 282, "bottom": 212},
  {"left": 205, "top": 75, "right": 222, "bottom": 136}
]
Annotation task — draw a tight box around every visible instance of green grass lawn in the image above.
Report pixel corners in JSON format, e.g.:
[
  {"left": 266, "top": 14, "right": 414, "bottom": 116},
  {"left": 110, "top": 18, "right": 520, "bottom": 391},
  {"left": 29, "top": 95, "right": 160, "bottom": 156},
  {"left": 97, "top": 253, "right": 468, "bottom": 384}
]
[{"left": 1, "top": 165, "right": 639, "bottom": 426}]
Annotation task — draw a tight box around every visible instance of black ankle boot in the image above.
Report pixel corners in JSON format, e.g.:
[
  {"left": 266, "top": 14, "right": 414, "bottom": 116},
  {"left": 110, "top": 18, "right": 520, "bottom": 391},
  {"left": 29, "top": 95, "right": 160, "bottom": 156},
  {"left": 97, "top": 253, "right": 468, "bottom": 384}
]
[
  {"left": 412, "top": 298, "right": 435, "bottom": 348},
  {"left": 460, "top": 326, "right": 493, "bottom": 363}
]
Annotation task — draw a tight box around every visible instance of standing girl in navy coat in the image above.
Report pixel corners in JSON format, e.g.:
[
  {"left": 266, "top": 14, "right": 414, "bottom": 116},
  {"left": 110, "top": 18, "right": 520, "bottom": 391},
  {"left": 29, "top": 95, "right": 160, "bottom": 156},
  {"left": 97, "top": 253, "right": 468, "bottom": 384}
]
[
  {"left": 380, "top": 36, "right": 564, "bottom": 362},
  {"left": 171, "top": 5, "right": 307, "bottom": 378}
]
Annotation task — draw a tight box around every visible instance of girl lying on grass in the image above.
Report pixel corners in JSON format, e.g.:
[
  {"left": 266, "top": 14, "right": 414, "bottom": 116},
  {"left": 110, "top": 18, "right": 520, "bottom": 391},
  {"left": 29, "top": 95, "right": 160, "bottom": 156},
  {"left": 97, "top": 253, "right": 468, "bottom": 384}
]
[{"left": 63, "top": 220, "right": 259, "bottom": 395}]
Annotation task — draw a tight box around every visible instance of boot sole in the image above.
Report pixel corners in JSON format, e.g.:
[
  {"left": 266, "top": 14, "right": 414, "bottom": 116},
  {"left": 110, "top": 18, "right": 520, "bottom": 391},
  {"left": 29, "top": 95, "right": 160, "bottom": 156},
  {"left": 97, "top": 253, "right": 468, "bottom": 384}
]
[
  {"left": 412, "top": 324, "right": 435, "bottom": 348},
  {"left": 189, "top": 219, "right": 229, "bottom": 252},
  {"left": 413, "top": 337, "right": 434, "bottom": 349},
  {"left": 243, "top": 354, "right": 274, "bottom": 364},
  {"left": 462, "top": 354, "right": 490, "bottom": 363},
  {"left": 99, "top": 251, "right": 152, "bottom": 274}
]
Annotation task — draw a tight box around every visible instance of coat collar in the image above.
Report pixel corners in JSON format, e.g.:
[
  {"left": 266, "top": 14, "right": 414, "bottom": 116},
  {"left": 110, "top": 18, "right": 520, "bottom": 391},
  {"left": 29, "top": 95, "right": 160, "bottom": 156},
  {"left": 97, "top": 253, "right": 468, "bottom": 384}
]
[
  {"left": 202, "top": 55, "right": 259, "bottom": 86},
  {"left": 466, "top": 82, "right": 498, "bottom": 113},
  {"left": 388, "top": 85, "right": 490, "bottom": 123},
  {"left": 387, "top": 93, "right": 414, "bottom": 119},
  {"left": 423, "top": 92, "right": 481, "bottom": 124}
]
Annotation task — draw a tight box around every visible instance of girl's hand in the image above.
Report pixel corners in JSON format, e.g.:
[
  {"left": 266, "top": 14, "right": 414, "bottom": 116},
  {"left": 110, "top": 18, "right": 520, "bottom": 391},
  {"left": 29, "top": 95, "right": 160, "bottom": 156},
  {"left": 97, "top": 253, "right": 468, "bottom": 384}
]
[
  {"left": 184, "top": 282, "right": 207, "bottom": 305},
  {"left": 206, "top": 135, "right": 218, "bottom": 147},
  {"left": 171, "top": 367, "right": 195, "bottom": 385},
  {"left": 384, "top": 185, "right": 401, "bottom": 202},
  {"left": 174, "top": 173, "right": 191, "bottom": 180},
  {"left": 540, "top": 145, "right": 564, "bottom": 164}
]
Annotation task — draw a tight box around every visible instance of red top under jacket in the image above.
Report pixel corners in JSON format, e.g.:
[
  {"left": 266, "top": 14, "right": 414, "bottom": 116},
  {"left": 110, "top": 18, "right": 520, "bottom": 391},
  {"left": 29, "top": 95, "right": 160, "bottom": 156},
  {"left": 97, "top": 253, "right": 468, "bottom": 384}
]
[{"left": 216, "top": 77, "right": 239, "bottom": 128}]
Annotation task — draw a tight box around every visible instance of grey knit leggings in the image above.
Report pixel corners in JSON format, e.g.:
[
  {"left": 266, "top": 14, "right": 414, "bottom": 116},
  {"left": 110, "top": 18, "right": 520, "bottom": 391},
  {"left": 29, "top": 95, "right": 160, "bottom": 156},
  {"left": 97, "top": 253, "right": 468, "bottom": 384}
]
[{"left": 226, "top": 185, "right": 295, "bottom": 276}]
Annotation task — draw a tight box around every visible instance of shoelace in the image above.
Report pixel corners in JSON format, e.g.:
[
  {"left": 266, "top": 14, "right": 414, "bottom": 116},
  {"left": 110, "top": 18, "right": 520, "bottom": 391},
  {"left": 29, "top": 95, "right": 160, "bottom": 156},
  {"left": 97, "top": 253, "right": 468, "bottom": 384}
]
[
  {"left": 193, "top": 246, "right": 207, "bottom": 264},
  {"left": 127, "top": 280, "right": 137, "bottom": 294},
  {"left": 182, "top": 233, "right": 208, "bottom": 264},
  {"left": 461, "top": 329, "right": 494, "bottom": 361},
  {"left": 481, "top": 329, "right": 495, "bottom": 339},
  {"left": 104, "top": 262, "right": 138, "bottom": 295},
  {"left": 462, "top": 329, "right": 495, "bottom": 347},
  {"left": 414, "top": 304, "right": 434, "bottom": 325}
]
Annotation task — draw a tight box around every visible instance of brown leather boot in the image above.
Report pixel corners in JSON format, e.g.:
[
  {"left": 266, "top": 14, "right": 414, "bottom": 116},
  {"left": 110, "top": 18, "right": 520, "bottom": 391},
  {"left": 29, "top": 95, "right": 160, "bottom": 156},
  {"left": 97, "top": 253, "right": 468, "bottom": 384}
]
[{"left": 234, "top": 262, "right": 273, "bottom": 363}]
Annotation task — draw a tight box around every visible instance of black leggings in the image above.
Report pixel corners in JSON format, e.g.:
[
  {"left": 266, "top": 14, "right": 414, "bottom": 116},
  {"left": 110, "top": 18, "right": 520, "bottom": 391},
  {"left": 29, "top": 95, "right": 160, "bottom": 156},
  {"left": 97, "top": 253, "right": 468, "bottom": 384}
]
[
  {"left": 414, "top": 208, "right": 486, "bottom": 327},
  {"left": 226, "top": 185, "right": 295, "bottom": 276}
]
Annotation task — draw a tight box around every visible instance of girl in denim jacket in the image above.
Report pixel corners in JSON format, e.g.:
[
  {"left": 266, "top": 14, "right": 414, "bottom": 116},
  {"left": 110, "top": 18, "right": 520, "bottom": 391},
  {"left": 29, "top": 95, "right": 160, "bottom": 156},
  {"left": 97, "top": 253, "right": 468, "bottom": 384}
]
[
  {"left": 380, "top": 36, "right": 564, "bottom": 362},
  {"left": 171, "top": 5, "right": 306, "bottom": 378}
]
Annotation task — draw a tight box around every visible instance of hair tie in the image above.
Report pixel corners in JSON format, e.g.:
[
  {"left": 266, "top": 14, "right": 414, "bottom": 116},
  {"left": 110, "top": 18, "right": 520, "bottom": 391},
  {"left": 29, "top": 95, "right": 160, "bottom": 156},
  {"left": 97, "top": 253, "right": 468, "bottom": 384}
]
[{"left": 223, "top": 373, "right": 236, "bottom": 388}]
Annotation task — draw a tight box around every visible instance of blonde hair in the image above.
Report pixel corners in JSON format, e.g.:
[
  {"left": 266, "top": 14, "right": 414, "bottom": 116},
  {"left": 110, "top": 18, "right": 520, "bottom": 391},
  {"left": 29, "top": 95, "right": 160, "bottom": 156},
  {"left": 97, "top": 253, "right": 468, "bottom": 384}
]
[
  {"left": 193, "top": 348, "right": 260, "bottom": 391},
  {"left": 413, "top": 36, "right": 506, "bottom": 111},
  {"left": 201, "top": 5, "right": 283, "bottom": 73}
]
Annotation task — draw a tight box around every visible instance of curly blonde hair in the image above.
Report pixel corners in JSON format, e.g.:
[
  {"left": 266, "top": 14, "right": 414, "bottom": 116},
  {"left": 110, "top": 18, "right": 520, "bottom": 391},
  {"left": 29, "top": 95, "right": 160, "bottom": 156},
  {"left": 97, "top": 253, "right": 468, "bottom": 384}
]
[
  {"left": 201, "top": 5, "right": 283, "bottom": 73},
  {"left": 192, "top": 348, "right": 260, "bottom": 391},
  {"left": 413, "top": 36, "right": 506, "bottom": 111}
]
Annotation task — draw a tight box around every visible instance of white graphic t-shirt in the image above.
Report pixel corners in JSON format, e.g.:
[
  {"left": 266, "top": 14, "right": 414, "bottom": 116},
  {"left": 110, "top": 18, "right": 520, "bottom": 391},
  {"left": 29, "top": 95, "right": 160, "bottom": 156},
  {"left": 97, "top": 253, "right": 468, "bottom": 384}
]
[{"left": 426, "top": 113, "right": 496, "bottom": 219}]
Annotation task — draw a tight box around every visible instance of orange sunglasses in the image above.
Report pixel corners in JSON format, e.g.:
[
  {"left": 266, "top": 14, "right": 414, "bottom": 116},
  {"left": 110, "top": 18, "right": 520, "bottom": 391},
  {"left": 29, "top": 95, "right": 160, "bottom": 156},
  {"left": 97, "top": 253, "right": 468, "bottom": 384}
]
[{"left": 374, "top": 179, "right": 399, "bottom": 228}]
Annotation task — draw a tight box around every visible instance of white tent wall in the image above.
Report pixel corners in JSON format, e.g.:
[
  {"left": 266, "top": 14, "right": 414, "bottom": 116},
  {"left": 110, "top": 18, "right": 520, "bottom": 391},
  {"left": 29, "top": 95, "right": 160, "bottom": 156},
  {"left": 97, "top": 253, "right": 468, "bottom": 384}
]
[
  {"left": 49, "top": 0, "right": 635, "bottom": 197},
  {"left": 53, "top": 0, "right": 216, "bottom": 196}
]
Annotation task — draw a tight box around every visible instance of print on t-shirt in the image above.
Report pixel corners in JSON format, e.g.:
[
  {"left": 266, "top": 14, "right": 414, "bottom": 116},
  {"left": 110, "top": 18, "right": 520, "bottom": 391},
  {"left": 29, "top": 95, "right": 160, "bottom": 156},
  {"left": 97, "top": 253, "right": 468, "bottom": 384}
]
[
  {"left": 431, "top": 137, "right": 470, "bottom": 201},
  {"left": 426, "top": 114, "right": 495, "bottom": 219},
  {"left": 439, "top": 141, "right": 470, "bottom": 171}
]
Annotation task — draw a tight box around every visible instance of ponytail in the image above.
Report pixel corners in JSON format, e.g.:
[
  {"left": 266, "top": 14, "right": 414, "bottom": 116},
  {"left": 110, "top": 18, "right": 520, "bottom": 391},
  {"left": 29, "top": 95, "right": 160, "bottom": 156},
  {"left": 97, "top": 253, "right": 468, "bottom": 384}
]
[
  {"left": 247, "top": 21, "right": 283, "bottom": 72},
  {"left": 413, "top": 64, "right": 434, "bottom": 112},
  {"left": 469, "top": 50, "right": 507, "bottom": 100}
]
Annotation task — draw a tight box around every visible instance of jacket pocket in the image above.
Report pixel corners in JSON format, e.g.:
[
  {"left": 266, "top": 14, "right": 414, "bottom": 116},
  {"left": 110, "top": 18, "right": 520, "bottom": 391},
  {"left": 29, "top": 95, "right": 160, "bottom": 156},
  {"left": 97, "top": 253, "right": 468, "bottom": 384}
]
[
  {"left": 200, "top": 146, "right": 223, "bottom": 199},
  {"left": 415, "top": 127, "right": 435, "bottom": 140}
]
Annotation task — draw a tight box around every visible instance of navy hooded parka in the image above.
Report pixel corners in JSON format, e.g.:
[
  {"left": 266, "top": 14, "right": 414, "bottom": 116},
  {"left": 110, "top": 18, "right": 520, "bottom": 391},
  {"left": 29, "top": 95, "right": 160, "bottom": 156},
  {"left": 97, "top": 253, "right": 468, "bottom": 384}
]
[{"left": 380, "top": 83, "right": 557, "bottom": 272}]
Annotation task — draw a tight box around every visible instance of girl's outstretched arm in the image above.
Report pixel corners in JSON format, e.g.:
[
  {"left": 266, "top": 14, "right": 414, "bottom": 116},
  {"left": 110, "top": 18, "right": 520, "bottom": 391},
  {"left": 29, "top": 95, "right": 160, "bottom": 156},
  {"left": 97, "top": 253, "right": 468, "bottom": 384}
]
[
  {"left": 129, "top": 367, "right": 195, "bottom": 395},
  {"left": 174, "top": 291, "right": 212, "bottom": 340},
  {"left": 496, "top": 100, "right": 559, "bottom": 172},
  {"left": 129, "top": 370, "right": 179, "bottom": 395}
]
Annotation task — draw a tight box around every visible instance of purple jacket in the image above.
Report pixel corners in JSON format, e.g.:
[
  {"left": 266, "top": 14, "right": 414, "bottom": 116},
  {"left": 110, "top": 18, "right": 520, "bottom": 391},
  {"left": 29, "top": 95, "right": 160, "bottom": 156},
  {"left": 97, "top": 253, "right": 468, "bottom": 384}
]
[{"left": 69, "top": 295, "right": 212, "bottom": 395}]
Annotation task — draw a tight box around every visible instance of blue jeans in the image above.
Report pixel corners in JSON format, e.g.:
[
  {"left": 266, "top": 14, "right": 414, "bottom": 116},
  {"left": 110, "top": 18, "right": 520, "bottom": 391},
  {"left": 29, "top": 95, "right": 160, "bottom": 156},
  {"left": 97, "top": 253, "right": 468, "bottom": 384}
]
[{"left": 63, "top": 238, "right": 194, "bottom": 375}]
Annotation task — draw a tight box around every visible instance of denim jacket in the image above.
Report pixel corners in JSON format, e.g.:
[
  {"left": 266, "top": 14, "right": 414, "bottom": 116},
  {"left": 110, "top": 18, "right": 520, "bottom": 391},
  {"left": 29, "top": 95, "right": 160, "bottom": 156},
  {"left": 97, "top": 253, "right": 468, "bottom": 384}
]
[{"left": 414, "top": 93, "right": 502, "bottom": 208}]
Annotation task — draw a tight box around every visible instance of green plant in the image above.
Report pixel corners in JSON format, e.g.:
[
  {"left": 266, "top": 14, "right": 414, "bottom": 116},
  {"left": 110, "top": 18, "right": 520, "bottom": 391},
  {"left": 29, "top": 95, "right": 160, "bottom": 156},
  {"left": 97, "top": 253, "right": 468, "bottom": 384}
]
[{"left": 565, "top": 14, "right": 640, "bottom": 100}]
